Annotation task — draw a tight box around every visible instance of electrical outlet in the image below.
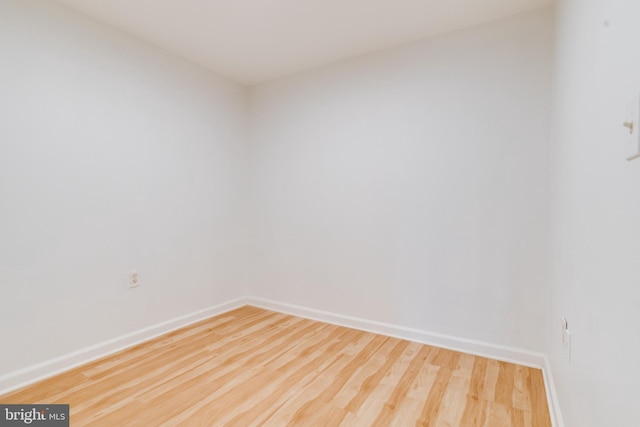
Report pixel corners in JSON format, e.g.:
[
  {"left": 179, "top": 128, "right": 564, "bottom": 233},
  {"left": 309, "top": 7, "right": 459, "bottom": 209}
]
[
  {"left": 127, "top": 271, "right": 140, "bottom": 288},
  {"left": 562, "top": 328, "right": 571, "bottom": 362},
  {"left": 561, "top": 316, "right": 571, "bottom": 362},
  {"left": 625, "top": 94, "right": 640, "bottom": 161}
]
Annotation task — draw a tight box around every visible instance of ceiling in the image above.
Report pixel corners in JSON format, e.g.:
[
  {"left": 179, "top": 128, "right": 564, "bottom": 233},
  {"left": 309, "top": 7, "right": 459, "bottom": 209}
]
[{"left": 55, "top": 0, "right": 553, "bottom": 85}]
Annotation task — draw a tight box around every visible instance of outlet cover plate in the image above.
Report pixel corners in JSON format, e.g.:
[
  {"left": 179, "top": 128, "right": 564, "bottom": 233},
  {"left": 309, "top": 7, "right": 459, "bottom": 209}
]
[
  {"left": 562, "top": 328, "right": 571, "bottom": 362},
  {"left": 626, "top": 94, "right": 640, "bottom": 161},
  {"left": 127, "top": 271, "right": 140, "bottom": 288}
]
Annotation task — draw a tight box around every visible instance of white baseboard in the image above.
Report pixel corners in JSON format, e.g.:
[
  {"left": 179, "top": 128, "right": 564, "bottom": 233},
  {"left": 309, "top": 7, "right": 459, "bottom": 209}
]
[
  {"left": 246, "top": 297, "right": 546, "bottom": 368},
  {"left": 542, "top": 356, "right": 565, "bottom": 427},
  {"left": 0, "top": 297, "right": 250, "bottom": 395}
]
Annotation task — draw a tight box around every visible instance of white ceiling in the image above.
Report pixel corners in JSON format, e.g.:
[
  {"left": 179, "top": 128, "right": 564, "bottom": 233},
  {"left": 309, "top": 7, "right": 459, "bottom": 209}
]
[{"left": 55, "top": 0, "right": 553, "bottom": 85}]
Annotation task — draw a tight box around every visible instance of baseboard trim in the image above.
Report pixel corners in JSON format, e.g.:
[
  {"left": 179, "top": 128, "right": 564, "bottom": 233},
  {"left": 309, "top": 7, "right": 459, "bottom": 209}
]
[
  {"left": 542, "top": 356, "right": 565, "bottom": 427},
  {"left": 246, "top": 297, "right": 546, "bottom": 369},
  {"left": 0, "top": 297, "right": 250, "bottom": 395}
]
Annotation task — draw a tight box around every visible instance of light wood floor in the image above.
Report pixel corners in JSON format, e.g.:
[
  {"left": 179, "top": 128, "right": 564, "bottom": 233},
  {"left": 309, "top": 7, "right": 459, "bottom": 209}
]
[{"left": 1, "top": 306, "right": 551, "bottom": 426}]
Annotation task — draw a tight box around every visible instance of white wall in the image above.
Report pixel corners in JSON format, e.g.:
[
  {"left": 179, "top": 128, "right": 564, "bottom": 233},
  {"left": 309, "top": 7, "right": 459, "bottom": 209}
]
[
  {"left": 249, "top": 8, "right": 553, "bottom": 352},
  {"left": 550, "top": 0, "right": 640, "bottom": 426},
  {"left": 0, "top": 0, "right": 248, "bottom": 377}
]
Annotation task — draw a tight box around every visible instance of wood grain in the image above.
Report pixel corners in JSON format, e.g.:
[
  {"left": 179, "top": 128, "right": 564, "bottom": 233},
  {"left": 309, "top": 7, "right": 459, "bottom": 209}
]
[{"left": 0, "top": 306, "right": 552, "bottom": 426}]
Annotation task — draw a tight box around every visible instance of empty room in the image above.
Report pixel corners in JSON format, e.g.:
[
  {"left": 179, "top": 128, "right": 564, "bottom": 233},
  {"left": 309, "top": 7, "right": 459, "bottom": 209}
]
[{"left": 1, "top": 0, "right": 639, "bottom": 426}]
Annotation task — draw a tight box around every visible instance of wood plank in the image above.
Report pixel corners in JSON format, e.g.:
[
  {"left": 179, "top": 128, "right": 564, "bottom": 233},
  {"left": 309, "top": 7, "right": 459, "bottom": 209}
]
[{"left": 435, "top": 353, "right": 475, "bottom": 426}]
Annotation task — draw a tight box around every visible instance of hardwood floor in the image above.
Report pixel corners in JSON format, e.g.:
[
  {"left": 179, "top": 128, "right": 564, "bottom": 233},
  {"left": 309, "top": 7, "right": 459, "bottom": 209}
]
[{"left": 0, "top": 306, "right": 552, "bottom": 426}]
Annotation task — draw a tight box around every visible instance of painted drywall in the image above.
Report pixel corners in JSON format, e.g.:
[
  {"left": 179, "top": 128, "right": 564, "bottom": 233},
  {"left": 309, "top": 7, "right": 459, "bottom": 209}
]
[
  {"left": 249, "top": 8, "right": 554, "bottom": 352},
  {"left": 549, "top": 0, "right": 640, "bottom": 425},
  {"left": 0, "top": 0, "right": 249, "bottom": 377}
]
